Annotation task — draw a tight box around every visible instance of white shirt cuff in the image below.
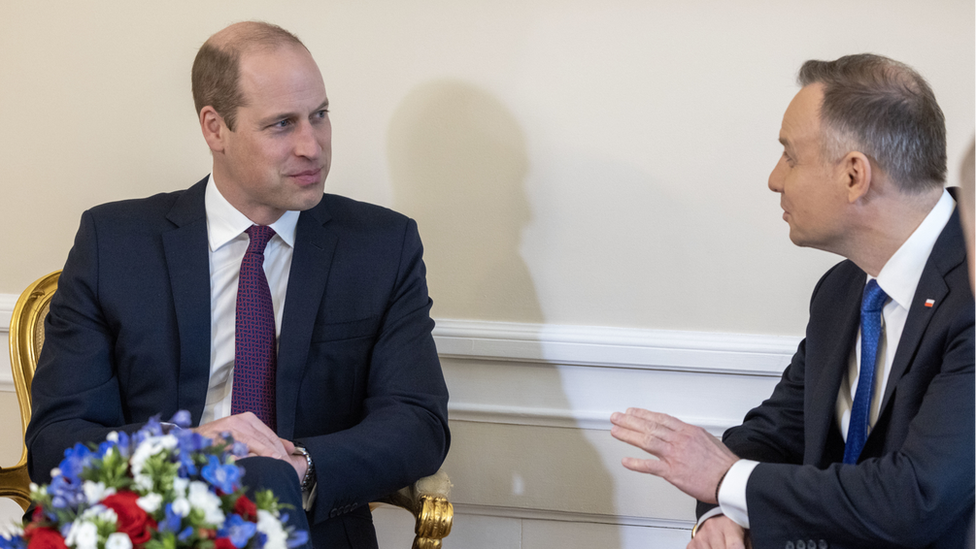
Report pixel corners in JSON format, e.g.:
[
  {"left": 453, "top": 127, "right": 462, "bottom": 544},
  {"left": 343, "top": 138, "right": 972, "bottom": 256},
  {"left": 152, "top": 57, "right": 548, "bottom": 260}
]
[
  {"left": 717, "top": 459, "right": 759, "bottom": 529},
  {"left": 694, "top": 506, "right": 726, "bottom": 534}
]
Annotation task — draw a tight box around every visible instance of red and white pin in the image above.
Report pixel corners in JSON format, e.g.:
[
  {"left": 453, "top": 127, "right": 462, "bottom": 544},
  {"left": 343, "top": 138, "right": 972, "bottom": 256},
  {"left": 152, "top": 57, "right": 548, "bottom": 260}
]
[{"left": 924, "top": 298, "right": 935, "bottom": 308}]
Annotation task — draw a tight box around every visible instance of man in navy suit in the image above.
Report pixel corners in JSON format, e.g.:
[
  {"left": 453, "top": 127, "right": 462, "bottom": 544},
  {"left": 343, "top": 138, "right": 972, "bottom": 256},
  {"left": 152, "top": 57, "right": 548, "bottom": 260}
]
[
  {"left": 612, "top": 54, "right": 974, "bottom": 548},
  {"left": 26, "top": 21, "right": 450, "bottom": 549}
]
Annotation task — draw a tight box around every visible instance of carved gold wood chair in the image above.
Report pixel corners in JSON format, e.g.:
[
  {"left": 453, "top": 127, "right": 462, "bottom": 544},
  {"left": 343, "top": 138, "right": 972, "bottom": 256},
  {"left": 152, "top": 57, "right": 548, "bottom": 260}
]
[
  {"left": 3, "top": 270, "right": 453, "bottom": 549},
  {"left": 2, "top": 270, "right": 59, "bottom": 512}
]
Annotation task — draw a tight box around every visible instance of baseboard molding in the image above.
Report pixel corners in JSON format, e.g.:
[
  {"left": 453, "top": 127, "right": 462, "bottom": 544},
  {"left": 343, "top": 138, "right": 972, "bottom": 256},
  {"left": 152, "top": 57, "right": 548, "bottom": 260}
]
[{"left": 452, "top": 502, "right": 694, "bottom": 531}]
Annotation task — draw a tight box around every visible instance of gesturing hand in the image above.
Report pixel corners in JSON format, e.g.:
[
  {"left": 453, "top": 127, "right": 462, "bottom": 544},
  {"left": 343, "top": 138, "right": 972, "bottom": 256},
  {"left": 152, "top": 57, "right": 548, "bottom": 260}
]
[{"left": 610, "top": 408, "right": 738, "bottom": 504}]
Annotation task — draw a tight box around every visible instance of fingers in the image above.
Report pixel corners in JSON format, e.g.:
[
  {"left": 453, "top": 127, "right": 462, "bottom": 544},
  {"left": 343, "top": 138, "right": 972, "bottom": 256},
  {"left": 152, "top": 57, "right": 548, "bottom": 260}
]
[
  {"left": 194, "top": 412, "right": 289, "bottom": 460},
  {"left": 621, "top": 456, "right": 667, "bottom": 476},
  {"left": 279, "top": 438, "right": 296, "bottom": 455},
  {"left": 610, "top": 408, "right": 686, "bottom": 455},
  {"left": 687, "top": 516, "right": 747, "bottom": 549}
]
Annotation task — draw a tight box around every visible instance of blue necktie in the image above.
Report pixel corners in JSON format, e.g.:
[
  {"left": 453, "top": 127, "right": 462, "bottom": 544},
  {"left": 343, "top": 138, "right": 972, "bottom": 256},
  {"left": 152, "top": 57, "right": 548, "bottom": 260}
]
[
  {"left": 844, "top": 279, "right": 888, "bottom": 464},
  {"left": 231, "top": 225, "right": 278, "bottom": 431}
]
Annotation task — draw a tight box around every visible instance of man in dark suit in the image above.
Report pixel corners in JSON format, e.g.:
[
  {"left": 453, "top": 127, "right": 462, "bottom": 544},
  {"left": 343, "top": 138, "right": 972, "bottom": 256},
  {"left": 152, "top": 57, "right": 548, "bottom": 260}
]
[
  {"left": 25, "top": 21, "right": 450, "bottom": 549},
  {"left": 611, "top": 54, "right": 974, "bottom": 549}
]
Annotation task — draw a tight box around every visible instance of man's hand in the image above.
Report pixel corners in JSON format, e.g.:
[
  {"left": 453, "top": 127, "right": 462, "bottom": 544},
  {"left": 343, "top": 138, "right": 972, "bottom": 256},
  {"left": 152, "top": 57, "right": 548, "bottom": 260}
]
[
  {"left": 193, "top": 413, "right": 308, "bottom": 481},
  {"left": 689, "top": 515, "right": 750, "bottom": 549},
  {"left": 610, "top": 408, "right": 738, "bottom": 503}
]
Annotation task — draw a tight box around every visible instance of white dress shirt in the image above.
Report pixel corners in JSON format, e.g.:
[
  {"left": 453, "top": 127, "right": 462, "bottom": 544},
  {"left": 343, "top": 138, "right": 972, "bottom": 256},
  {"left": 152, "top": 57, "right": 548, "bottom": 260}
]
[
  {"left": 200, "top": 174, "right": 299, "bottom": 424},
  {"left": 708, "top": 190, "right": 955, "bottom": 529}
]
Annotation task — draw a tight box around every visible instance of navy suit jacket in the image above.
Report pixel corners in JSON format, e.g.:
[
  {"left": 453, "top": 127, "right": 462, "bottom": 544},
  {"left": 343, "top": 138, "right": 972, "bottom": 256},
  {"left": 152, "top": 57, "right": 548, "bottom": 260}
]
[
  {"left": 26, "top": 178, "right": 451, "bottom": 545},
  {"left": 699, "top": 209, "right": 975, "bottom": 549}
]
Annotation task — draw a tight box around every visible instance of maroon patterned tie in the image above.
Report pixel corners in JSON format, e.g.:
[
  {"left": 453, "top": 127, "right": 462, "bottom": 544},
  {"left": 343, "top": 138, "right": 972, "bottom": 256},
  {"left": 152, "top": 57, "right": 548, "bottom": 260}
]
[{"left": 231, "top": 225, "right": 277, "bottom": 431}]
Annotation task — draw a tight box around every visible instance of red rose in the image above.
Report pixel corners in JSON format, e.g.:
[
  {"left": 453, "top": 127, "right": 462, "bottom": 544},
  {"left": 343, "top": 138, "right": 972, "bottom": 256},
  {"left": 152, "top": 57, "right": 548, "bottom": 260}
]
[
  {"left": 233, "top": 495, "right": 258, "bottom": 522},
  {"left": 102, "top": 491, "right": 157, "bottom": 545},
  {"left": 214, "top": 538, "right": 236, "bottom": 549},
  {"left": 26, "top": 527, "right": 67, "bottom": 549}
]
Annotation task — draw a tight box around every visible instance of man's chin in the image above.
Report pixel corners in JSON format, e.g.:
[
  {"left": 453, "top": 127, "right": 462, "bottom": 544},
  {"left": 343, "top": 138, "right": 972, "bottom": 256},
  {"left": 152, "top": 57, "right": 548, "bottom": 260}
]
[{"left": 292, "top": 190, "right": 325, "bottom": 212}]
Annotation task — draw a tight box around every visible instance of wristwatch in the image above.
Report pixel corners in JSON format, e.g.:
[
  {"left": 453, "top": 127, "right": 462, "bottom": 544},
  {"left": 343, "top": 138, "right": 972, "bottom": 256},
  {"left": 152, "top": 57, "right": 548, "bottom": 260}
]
[{"left": 292, "top": 444, "right": 315, "bottom": 492}]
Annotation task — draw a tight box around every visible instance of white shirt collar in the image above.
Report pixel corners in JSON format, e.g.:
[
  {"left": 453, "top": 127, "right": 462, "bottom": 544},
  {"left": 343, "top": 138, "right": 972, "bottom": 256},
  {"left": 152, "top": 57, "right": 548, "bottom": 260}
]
[
  {"left": 204, "top": 174, "right": 299, "bottom": 251},
  {"left": 874, "top": 189, "right": 954, "bottom": 309}
]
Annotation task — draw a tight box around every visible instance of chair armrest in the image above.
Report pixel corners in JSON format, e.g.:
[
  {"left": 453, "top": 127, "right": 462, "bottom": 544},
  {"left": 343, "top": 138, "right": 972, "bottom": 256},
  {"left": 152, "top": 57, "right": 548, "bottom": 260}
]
[
  {"left": 374, "top": 468, "right": 453, "bottom": 549},
  {"left": 0, "top": 463, "right": 31, "bottom": 512}
]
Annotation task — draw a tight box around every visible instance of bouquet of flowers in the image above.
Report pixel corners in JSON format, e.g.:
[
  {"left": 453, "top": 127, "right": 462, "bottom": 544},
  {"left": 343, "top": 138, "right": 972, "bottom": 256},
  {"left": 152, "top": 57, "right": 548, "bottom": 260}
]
[{"left": 0, "top": 412, "right": 307, "bottom": 549}]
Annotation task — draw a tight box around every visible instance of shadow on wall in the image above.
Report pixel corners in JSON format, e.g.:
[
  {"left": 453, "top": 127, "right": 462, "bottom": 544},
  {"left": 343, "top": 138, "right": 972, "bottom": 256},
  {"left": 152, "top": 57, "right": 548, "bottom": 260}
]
[
  {"left": 387, "top": 79, "right": 541, "bottom": 322},
  {"left": 387, "top": 81, "right": 623, "bottom": 547}
]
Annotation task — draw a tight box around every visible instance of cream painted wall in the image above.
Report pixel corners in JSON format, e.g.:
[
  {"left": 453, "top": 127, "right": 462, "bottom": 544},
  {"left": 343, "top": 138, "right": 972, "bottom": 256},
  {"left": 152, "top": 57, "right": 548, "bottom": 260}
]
[{"left": 1, "top": 1, "right": 972, "bottom": 335}]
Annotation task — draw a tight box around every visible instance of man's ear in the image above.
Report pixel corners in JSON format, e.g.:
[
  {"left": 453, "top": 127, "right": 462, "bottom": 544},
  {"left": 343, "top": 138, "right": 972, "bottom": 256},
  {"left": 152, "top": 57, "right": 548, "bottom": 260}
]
[
  {"left": 199, "top": 106, "right": 227, "bottom": 153},
  {"left": 841, "top": 151, "right": 873, "bottom": 203}
]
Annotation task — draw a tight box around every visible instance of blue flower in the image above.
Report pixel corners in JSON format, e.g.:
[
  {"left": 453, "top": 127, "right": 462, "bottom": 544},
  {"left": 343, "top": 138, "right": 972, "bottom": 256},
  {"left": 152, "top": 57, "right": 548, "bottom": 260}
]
[
  {"left": 58, "top": 443, "right": 93, "bottom": 483},
  {"left": 48, "top": 473, "right": 83, "bottom": 510},
  {"left": 169, "top": 410, "right": 192, "bottom": 430},
  {"left": 0, "top": 534, "right": 26, "bottom": 549},
  {"left": 112, "top": 431, "right": 132, "bottom": 458},
  {"left": 177, "top": 527, "right": 195, "bottom": 542},
  {"left": 158, "top": 503, "right": 184, "bottom": 534},
  {"left": 201, "top": 455, "right": 241, "bottom": 494},
  {"left": 231, "top": 442, "right": 249, "bottom": 458},
  {"left": 286, "top": 529, "right": 309, "bottom": 548},
  {"left": 174, "top": 430, "right": 211, "bottom": 477},
  {"left": 220, "top": 514, "right": 257, "bottom": 548},
  {"left": 143, "top": 416, "right": 165, "bottom": 437}
]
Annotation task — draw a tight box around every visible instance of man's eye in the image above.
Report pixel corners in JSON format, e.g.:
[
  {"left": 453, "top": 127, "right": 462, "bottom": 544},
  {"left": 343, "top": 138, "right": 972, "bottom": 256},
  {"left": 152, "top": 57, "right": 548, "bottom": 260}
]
[
  {"left": 273, "top": 119, "right": 291, "bottom": 128},
  {"left": 315, "top": 109, "right": 329, "bottom": 119}
]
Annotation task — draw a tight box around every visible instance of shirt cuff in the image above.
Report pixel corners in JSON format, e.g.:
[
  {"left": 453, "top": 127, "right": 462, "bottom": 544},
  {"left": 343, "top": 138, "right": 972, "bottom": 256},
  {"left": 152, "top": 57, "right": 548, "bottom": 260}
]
[
  {"left": 717, "top": 459, "right": 759, "bottom": 529},
  {"left": 693, "top": 506, "right": 726, "bottom": 536}
]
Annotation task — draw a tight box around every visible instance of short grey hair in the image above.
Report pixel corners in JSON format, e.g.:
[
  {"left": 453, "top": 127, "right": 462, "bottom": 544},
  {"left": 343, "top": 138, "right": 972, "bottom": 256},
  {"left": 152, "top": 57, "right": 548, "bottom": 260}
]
[{"left": 798, "top": 53, "right": 946, "bottom": 193}]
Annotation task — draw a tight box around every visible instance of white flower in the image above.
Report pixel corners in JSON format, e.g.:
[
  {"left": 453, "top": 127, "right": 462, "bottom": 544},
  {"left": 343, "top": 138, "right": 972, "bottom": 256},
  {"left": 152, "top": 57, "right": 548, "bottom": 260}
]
[
  {"left": 65, "top": 521, "right": 98, "bottom": 549},
  {"left": 82, "top": 481, "right": 116, "bottom": 504},
  {"left": 171, "top": 497, "right": 191, "bottom": 518},
  {"left": 129, "top": 435, "right": 179, "bottom": 476},
  {"left": 188, "top": 480, "right": 224, "bottom": 525},
  {"left": 172, "top": 476, "right": 189, "bottom": 497},
  {"left": 105, "top": 533, "right": 132, "bottom": 549},
  {"left": 106, "top": 431, "right": 119, "bottom": 443},
  {"left": 256, "top": 510, "right": 287, "bottom": 549},
  {"left": 133, "top": 473, "right": 153, "bottom": 491},
  {"left": 136, "top": 493, "right": 163, "bottom": 513}
]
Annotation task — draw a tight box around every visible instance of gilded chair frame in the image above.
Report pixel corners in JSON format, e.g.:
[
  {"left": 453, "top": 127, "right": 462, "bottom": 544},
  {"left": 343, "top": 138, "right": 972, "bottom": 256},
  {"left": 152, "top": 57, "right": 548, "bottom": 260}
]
[
  {"left": 2, "top": 270, "right": 60, "bottom": 511},
  {"left": 3, "top": 271, "right": 452, "bottom": 548}
]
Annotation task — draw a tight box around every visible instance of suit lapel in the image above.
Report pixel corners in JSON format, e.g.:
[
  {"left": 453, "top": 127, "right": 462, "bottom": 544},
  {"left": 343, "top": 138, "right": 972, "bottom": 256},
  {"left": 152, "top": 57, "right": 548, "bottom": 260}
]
[
  {"left": 878, "top": 209, "right": 965, "bottom": 416},
  {"left": 275, "top": 201, "right": 337, "bottom": 439},
  {"left": 807, "top": 269, "right": 863, "bottom": 466},
  {"left": 162, "top": 179, "right": 212, "bottom": 426}
]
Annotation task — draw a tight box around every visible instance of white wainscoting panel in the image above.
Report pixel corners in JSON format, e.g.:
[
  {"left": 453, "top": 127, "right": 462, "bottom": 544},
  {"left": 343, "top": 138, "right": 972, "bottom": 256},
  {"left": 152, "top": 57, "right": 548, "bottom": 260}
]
[{"left": 0, "top": 296, "right": 801, "bottom": 548}]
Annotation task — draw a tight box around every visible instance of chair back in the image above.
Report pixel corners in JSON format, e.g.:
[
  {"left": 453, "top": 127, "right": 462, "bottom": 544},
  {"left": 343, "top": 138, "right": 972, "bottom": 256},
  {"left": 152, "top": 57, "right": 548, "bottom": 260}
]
[{"left": 2, "top": 270, "right": 59, "bottom": 510}]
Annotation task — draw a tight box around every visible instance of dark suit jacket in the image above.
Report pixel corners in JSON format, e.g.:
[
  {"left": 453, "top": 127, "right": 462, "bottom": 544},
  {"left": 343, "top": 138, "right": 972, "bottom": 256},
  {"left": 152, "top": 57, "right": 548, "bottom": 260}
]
[
  {"left": 25, "top": 178, "right": 451, "bottom": 546},
  {"left": 698, "top": 209, "right": 975, "bottom": 549}
]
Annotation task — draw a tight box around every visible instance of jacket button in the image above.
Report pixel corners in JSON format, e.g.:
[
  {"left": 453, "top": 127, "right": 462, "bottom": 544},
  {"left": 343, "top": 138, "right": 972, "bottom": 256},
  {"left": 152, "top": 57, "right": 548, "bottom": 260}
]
[
  {"left": 818, "top": 541, "right": 828, "bottom": 549},
  {"left": 785, "top": 542, "right": 795, "bottom": 549},
  {"left": 796, "top": 541, "right": 806, "bottom": 549}
]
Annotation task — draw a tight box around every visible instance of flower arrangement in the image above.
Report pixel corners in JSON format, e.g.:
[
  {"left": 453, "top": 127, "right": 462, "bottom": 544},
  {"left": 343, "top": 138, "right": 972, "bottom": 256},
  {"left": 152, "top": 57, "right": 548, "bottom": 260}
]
[{"left": 0, "top": 412, "right": 307, "bottom": 549}]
